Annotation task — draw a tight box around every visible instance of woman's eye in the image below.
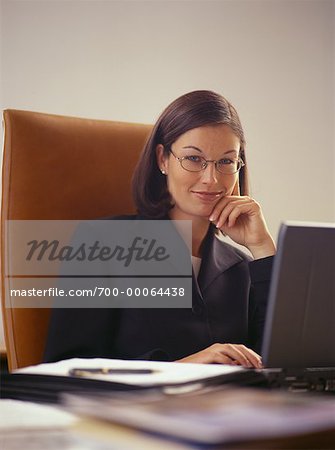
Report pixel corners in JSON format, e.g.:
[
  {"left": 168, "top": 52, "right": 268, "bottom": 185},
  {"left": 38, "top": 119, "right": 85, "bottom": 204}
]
[
  {"left": 185, "top": 155, "right": 201, "bottom": 162},
  {"left": 219, "top": 158, "right": 234, "bottom": 165}
]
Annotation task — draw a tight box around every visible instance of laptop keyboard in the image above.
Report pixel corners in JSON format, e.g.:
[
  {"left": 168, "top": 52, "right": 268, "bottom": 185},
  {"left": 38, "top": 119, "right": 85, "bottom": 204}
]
[{"left": 260, "top": 368, "right": 335, "bottom": 393}]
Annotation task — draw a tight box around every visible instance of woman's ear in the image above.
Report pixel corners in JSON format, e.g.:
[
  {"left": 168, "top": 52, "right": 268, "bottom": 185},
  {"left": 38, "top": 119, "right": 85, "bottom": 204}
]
[{"left": 156, "top": 144, "right": 168, "bottom": 174}]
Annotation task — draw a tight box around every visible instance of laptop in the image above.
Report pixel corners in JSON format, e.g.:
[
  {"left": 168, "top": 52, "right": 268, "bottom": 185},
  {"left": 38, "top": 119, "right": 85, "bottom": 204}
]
[{"left": 261, "top": 221, "right": 335, "bottom": 392}]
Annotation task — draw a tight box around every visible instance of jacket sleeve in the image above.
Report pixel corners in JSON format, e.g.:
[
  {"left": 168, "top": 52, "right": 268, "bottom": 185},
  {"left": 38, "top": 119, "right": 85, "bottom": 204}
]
[
  {"left": 43, "top": 307, "right": 171, "bottom": 363},
  {"left": 43, "top": 307, "right": 120, "bottom": 362},
  {"left": 247, "top": 256, "right": 274, "bottom": 354},
  {"left": 43, "top": 221, "right": 120, "bottom": 362},
  {"left": 43, "top": 217, "right": 171, "bottom": 363}
]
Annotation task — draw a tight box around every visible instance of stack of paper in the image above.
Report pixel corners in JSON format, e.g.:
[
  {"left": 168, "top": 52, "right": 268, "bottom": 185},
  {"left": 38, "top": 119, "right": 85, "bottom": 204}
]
[{"left": 16, "top": 357, "right": 260, "bottom": 388}]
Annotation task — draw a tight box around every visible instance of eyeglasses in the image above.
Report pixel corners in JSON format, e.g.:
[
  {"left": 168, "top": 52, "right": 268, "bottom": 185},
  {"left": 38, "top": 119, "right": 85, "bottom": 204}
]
[{"left": 169, "top": 149, "right": 245, "bottom": 175}]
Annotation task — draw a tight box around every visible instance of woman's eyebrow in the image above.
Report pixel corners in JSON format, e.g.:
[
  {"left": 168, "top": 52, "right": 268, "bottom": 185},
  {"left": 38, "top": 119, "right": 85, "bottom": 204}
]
[
  {"left": 223, "top": 149, "right": 239, "bottom": 155},
  {"left": 181, "top": 146, "right": 239, "bottom": 155},
  {"left": 181, "top": 145, "right": 203, "bottom": 152}
]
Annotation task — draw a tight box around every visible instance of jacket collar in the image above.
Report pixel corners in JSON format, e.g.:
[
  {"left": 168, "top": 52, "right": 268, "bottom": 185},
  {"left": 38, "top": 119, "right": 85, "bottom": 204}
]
[
  {"left": 136, "top": 213, "right": 244, "bottom": 291},
  {"left": 197, "top": 225, "right": 245, "bottom": 291}
]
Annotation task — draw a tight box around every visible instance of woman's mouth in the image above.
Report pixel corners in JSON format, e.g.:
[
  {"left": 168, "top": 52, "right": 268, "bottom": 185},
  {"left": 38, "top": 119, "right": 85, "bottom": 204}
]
[{"left": 191, "top": 191, "right": 223, "bottom": 202}]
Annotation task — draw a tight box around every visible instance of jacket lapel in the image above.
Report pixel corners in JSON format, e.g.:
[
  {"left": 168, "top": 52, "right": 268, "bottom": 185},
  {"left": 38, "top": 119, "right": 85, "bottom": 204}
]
[
  {"left": 136, "top": 214, "right": 244, "bottom": 305},
  {"left": 198, "top": 225, "right": 245, "bottom": 292}
]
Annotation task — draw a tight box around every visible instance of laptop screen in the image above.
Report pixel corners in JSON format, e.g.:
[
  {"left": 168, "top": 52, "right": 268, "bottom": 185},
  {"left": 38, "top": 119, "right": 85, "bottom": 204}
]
[{"left": 261, "top": 221, "right": 335, "bottom": 369}]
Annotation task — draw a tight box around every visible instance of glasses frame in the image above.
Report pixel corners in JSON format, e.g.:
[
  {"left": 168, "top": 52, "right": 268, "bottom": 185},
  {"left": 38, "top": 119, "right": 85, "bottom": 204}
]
[{"left": 169, "top": 148, "right": 245, "bottom": 175}]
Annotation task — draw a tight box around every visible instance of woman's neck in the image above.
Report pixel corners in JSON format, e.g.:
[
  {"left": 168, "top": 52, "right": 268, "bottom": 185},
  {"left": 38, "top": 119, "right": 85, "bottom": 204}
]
[
  {"left": 168, "top": 210, "right": 210, "bottom": 258},
  {"left": 191, "top": 219, "right": 210, "bottom": 257}
]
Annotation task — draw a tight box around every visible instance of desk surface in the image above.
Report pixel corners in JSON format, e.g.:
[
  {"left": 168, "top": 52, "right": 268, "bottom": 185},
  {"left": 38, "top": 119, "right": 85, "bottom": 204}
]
[
  {"left": 2, "top": 399, "right": 335, "bottom": 450},
  {"left": 2, "top": 358, "right": 335, "bottom": 450},
  {"left": 2, "top": 389, "right": 335, "bottom": 450},
  {"left": 74, "top": 416, "right": 335, "bottom": 450}
]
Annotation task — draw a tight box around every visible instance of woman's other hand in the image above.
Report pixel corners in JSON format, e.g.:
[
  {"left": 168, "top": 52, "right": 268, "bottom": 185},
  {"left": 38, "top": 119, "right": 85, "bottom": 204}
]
[
  {"left": 176, "top": 343, "right": 263, "bottom": 368},
  {"left": 209, "top": 195, "right": 276, "bottom": 259}
]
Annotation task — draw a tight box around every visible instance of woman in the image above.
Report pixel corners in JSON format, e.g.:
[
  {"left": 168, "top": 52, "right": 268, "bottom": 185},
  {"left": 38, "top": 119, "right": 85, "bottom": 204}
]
[{"left": 44, "top": 90, "right": 275, "bottom": 368}]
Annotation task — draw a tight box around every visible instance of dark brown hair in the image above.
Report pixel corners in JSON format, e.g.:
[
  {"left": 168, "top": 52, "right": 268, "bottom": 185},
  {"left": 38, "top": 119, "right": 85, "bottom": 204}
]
[{"left": 132, "top": 90, "right": 249, "bottom": 218}]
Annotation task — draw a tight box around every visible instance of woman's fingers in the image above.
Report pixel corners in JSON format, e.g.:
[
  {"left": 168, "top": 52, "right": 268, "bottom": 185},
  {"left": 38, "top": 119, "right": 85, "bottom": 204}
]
[
  {"left": 212, "top": 343, "right": 251, "bottom": 366},
  {"left": 236, "top": 345, "right": 263, "bottom": 368},
  {"left": 210, "top": 343, "right": 263, "bottom": 368},
  {"left": 176, "top": 343, "right": 263, "bottom": 368},
  {"left": 217, "top": 200, "right": 256, "bottom": 229},
  {"left": 210, "top": 197, "right": 259, "bottom": 228},
  {"left": 208, "top": 195, "right": 276, "bottom": 259}
]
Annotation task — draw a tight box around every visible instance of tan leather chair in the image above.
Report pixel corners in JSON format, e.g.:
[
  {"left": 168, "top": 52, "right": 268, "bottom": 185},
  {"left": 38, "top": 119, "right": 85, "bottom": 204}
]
[{"left": 1, "top": 109, "right": 152, "bottom": 371}]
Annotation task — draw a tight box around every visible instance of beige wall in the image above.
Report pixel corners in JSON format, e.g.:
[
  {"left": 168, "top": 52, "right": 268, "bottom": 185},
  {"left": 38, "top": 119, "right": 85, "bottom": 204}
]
[{"left": 1, "top": 0, "right": 334, "bottom": 349}]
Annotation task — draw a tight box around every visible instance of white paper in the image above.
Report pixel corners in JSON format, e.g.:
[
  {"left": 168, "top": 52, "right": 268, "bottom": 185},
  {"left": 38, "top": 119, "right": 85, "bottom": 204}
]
[
  {"left": 0, "top": 399, "right": 77, "bottom": 431},
  {"left": 16, "top": 357, "right": 245, "bottom": 386}
]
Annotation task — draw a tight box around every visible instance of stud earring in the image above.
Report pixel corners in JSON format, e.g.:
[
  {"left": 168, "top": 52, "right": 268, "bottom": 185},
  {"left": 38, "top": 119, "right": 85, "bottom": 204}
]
[{"left": 161, "top": 169, "right": 166, "bottom": 175}]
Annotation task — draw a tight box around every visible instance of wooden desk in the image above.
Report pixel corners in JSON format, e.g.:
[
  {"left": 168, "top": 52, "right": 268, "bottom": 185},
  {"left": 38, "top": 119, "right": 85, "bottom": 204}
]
[
  {"left": 1, "top": 390, "right": 335, "bottom": 449},
  {"left": 73, "top": 417, "right": 335, "bottom": 449}
]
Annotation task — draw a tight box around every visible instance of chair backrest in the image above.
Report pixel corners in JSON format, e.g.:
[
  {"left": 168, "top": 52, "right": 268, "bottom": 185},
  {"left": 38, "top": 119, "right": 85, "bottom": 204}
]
[{"left": 1, "top": 109, "right": 152, "bottom": 370}]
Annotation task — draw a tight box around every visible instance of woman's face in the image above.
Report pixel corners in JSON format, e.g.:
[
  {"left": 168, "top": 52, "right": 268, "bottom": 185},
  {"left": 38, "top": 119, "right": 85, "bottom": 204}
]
[{"left": 156, "top": 124, "right": 241, "bottom": 222}]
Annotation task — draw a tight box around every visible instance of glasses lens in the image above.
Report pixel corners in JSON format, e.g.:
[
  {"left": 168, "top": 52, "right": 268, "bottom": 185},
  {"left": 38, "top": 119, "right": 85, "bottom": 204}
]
[
  {"left": 178, "top": 154, "right": 244, "bottom": 174},
  {"left": 216, "top": 158, "right": 242, "bottom": 174},
  {"left": 180, "top": 156, "right": 205, "bottom": 172}
]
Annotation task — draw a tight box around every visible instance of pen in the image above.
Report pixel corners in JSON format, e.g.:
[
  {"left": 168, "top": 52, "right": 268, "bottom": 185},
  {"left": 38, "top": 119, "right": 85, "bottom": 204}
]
[{"left": 68, "top": 367, "right": 157, "bottom": 377}]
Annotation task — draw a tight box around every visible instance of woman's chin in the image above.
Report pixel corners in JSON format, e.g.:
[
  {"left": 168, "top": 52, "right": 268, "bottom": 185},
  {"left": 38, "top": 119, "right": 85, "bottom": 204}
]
[
  {"left": 170, "top": 204, "right": 213, "bottom": 221},
  {"left": 198, "top": 205, "right": 214, "bottom": 217},
  {"left": 190, "top": 206, "right": 214, "bottom": 221}
]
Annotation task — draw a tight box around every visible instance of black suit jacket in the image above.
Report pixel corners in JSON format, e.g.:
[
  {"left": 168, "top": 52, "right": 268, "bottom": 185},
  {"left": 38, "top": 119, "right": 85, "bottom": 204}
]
[{"left": 44, "top": 215, "right": 273, "bottom": 362}]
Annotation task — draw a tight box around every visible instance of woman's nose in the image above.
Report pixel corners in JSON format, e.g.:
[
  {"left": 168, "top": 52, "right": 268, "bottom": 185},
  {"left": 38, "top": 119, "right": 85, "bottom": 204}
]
[{"left": 200, "top": 161, "right": 218, "bottom": 183}]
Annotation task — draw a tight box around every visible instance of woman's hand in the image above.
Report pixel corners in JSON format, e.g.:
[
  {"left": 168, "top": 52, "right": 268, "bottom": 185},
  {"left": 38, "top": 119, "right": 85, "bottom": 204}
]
[
  {"left": 176, "top": 343, "right": 263, "bottom": 368},
  {"left": 209, "top": 195, "right": 276, "bottom": 259}
]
